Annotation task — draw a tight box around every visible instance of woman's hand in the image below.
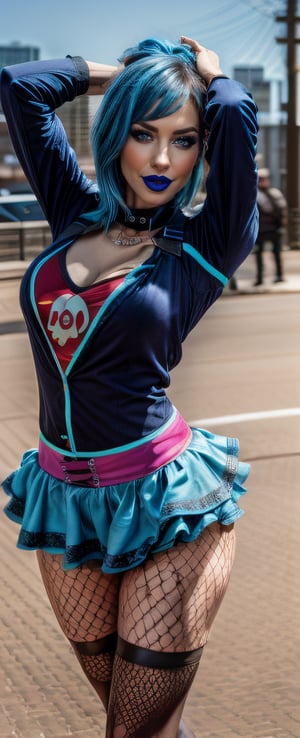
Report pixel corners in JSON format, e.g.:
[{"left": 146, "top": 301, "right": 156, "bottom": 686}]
[{"left": 181, "top": 37, "right": 224, "bottom": 87}]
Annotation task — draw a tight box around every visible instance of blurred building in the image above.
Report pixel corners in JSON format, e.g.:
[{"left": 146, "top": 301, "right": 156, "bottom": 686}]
[
  {"left": 0, "top": 42, "right": 96, "bottom": 193},
  {"left": 0, "top": 41, "right": 39, "bottom": 68},
  {"left": 233, "top": 65, "right": 287, "bottom": 193},
  {"left": 58, "top": 96, "right": 96, "bottom": 165}
]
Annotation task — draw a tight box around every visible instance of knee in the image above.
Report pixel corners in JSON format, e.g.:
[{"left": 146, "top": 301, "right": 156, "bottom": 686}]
[
  {"left": 106, "top": 638, "right": 203, "bottom": 735},
  {"left": 70, "top": 632, "right": 117, "bottom": 683}
]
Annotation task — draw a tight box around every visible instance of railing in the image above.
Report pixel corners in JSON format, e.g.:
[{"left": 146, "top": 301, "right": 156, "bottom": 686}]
[{"left": 0, "top": 220, "right": 51, "bottom": 261}]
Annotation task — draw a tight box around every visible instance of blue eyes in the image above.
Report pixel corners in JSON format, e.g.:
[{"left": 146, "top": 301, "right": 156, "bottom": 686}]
[
  {"left": 175, "top": 136, "right": 198, "bottom": 148},
  {"left": 130, "top": 128, "right": 198, "bottom": 149},
  {"left": 131, "top": 130, "right": 151, "bottom": 143}
]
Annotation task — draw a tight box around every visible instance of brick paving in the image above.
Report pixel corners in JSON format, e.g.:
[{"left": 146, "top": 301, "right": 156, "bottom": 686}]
[{"left": 0, "top": 252, "right": 299, "bottom": 737}]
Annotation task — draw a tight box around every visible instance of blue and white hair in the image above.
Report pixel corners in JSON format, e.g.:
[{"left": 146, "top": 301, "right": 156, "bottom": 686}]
[{"left": 91, "top": 38, "right": 206, "bottom": 230}]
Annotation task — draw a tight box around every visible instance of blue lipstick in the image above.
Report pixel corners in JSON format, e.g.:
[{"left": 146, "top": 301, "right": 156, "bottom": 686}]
[{"left": 142, "top": 175, "right": 172, "bottom": 192}]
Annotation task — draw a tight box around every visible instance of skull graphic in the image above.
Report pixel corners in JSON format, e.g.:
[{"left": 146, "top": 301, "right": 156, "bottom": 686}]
[{"left": 48, "top": 293, "right": 90, "bottom": 346}]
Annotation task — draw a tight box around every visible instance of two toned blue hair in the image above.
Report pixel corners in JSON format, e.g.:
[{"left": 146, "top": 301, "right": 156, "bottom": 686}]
[{"left": 91, "top": 38, "right": 206, "bottom": 230}]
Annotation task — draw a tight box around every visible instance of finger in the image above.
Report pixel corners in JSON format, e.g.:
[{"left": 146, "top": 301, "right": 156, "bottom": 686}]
[{"left": 180, "top": 36, "right": 203, "bottom": 53}]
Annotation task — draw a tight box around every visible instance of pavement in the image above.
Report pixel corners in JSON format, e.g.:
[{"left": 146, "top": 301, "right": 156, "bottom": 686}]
[
  {"left": 223, "top": 246, "right": 300, "bottom": 297},
  {"left": 0, "top": 248, "right": 299, "bottom": 738}
]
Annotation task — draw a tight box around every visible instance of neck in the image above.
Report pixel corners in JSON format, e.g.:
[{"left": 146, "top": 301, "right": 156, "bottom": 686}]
[{"left": 116, "top": 201, "right": 177, "bottom": 232}]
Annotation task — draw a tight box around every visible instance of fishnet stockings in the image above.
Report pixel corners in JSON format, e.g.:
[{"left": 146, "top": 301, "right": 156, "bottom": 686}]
[
  {"left": 36, "top": 523, "right": 235, "bottom": 732},
  {"left": 36, "top": 552, "right": 121, "bottom": 708},
  {"left": 72, "top": 638, "right": 116, "bottom": 682},
  {"left": 118, "top": 522, "right": 236, "bottom": 651},
  {"left": 107, "top": 655, "right": 199, "bottom": 738},
  {"left": 36, "top": 551, "right": 121, "bottom": 641}
]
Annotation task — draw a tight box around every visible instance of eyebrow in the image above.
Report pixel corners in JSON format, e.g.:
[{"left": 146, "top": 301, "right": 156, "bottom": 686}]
[{"left": 134, "top": 121, "right": 199, "bottom": 135}]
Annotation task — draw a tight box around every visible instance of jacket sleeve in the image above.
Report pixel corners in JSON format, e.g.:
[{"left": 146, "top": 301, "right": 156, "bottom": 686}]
[
  {"left": 0, "top": 56, "right": 99, "bottom": 238},
  {"left": 186, "top": 77, "right": 259, "bottom": 278}
]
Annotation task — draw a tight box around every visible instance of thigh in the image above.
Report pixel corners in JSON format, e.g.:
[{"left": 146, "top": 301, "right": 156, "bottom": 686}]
[
  {"left": 37, "top": 551, "right": 121, "bottom": 642},
  {"left": 118, "top": 522, "right": 236, "bottom": 652}
]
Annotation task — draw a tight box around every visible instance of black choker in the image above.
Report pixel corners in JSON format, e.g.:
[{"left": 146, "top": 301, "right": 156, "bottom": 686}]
[{"left": 116, "top": 202, "right": 176, "bottom": 232}]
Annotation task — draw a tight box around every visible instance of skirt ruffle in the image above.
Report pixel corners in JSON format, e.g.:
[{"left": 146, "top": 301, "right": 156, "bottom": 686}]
[{"left": 1, "top": 427, "right": 250, "bottom": 573}]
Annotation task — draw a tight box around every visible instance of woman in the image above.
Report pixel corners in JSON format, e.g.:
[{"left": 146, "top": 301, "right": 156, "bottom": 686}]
[{"left": 0, "top": 36, "right": 258, "bottom": 737}]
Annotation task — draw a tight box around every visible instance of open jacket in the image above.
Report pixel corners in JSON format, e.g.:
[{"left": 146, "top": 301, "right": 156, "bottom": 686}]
[{"left": 0, "top": 57, "right": 258, "bottom": 454}]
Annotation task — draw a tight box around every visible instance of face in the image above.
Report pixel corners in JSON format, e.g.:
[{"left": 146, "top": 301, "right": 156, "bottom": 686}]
[
  {"left": 120, "top": 98, "right": 200, "bottom": 210},
  {"left": 259, "top": 176, "right": 269, "bottom": 189}
]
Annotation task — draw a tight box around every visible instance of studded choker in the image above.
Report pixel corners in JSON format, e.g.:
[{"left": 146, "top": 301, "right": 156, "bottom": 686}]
[{"left": 116, "top": 202, "right": 176, "bottom": 232}]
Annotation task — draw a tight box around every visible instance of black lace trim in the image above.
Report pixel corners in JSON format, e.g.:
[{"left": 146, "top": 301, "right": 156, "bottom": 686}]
[
  {"left": 5, "top": 495, "right": 25, "bottom": 518},
  {"left": 103, "top": 538, "right": 155, "bottom": 570},
  {"left": 18, "top": 529, "right": 66, "bottom": 549},
  {"left": 17, "top": 527, "right": 155, "bottom": 571}
]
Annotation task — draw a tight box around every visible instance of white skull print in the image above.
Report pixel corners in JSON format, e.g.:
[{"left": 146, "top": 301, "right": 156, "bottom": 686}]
[{"left": 47, "top": 293, "right": 90, "bottom": 346}]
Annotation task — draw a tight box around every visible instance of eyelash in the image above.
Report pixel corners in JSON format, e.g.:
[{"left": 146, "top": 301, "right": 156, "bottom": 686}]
[
  {"left": 175, "top": 135, "right": 198, "bottom": 148},
  {"left": 130, "top": 128, "right": 198, "bottom": 149},
  {"left": 131, "top": 129, "right": 152, "bottom": 143}
]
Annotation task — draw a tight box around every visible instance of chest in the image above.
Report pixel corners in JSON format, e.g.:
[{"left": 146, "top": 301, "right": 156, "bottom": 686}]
[
  {"left": 26, "top": 246, "right": 190, "bottom": 374},
  {"left": 65, "top": 229, "right": 155, "bottom": 287}
]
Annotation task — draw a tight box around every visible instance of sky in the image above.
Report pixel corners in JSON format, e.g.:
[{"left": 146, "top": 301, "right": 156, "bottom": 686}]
[{"left": 0, "top": 0, "right": 291, "bottom": 81}]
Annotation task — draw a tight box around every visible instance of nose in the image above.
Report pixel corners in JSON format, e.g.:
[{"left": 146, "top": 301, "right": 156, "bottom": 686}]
[{"left": 151, "top": 143, "right": 170, "bottom": 171}]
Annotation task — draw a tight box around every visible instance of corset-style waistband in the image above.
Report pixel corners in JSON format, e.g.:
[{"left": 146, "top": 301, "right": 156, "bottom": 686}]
[{"left": 38, "top": 410, "right": 192, "bottom": 487}]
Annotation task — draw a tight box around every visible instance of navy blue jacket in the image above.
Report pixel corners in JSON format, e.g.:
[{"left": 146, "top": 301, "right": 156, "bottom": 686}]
[{"left": 0, "top": 57, "right": 258, "bottom": 453}]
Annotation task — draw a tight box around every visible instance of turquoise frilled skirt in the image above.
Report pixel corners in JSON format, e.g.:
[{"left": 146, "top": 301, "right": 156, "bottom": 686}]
[{"left": 1, "top": 427, "right": 249, "bottom": 574}]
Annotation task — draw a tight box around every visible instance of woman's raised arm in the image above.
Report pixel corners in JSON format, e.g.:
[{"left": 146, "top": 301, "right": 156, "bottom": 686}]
[{"left": 85, "top": 60, "right": 120, "bottom": 94}]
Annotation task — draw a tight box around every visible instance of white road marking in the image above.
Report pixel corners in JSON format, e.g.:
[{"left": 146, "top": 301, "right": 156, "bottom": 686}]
[{"left": 189, "top": 407, "right": 300, "bottom": 427}]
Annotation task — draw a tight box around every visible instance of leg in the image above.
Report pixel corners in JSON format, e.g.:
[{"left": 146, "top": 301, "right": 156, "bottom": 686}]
[
  {"left": 254, "top": 239, "right": 264, "bottom": 285},
  {"left": 272, "top": 231, "right": 283, "bottom": 281},
  {"left": 106, "top": 522, "right": 236, "bottom": 737},
  {"left": 108, "top": 643, "right": 202, "bottom": 737},
  {"left": 36, "top": 551, "right": 121, "bottom": 709}
]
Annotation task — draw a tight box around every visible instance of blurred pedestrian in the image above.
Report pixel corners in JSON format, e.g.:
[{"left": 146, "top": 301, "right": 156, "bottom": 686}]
[
  {"left": 1, "top": 35, "right": 258, "bottom": 737},
  {"left": 254, "top": 168, "right": 287, "bottom": 286}
]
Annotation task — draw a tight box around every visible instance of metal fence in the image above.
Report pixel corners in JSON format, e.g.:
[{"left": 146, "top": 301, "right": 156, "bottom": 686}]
[{"left": 0, "top": 220, "right": 51, "bottom": 261}]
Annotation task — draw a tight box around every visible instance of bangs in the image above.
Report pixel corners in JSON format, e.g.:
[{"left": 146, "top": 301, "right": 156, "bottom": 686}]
[{"left": 130, "top": 65, "right": 194, "bottom": 122}]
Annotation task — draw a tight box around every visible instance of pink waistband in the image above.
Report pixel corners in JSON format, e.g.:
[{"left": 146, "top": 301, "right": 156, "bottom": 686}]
[{"left": 38, "top": 412, "right": 192, "bottom": 487}]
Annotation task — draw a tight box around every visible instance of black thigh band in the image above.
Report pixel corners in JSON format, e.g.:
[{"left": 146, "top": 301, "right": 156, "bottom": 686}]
[
  {"left": 117, "top": 636, "right": 203, "bottom": 669},
  {"left": 71, "top": 631, "right": 118, "bottom": 655}
]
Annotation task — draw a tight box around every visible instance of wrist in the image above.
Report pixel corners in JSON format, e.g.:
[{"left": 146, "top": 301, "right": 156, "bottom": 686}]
[
  {"left": 206, "top": 74, "right": 229, "bottom": 88},
  {"left": 86, "top": 61, "right": 120, "bottom": 94}
]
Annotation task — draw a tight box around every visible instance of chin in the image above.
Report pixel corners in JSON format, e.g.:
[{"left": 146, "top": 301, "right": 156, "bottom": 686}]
[{"left": 140, "top": 192, "right": 175, "bottom": 209}]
